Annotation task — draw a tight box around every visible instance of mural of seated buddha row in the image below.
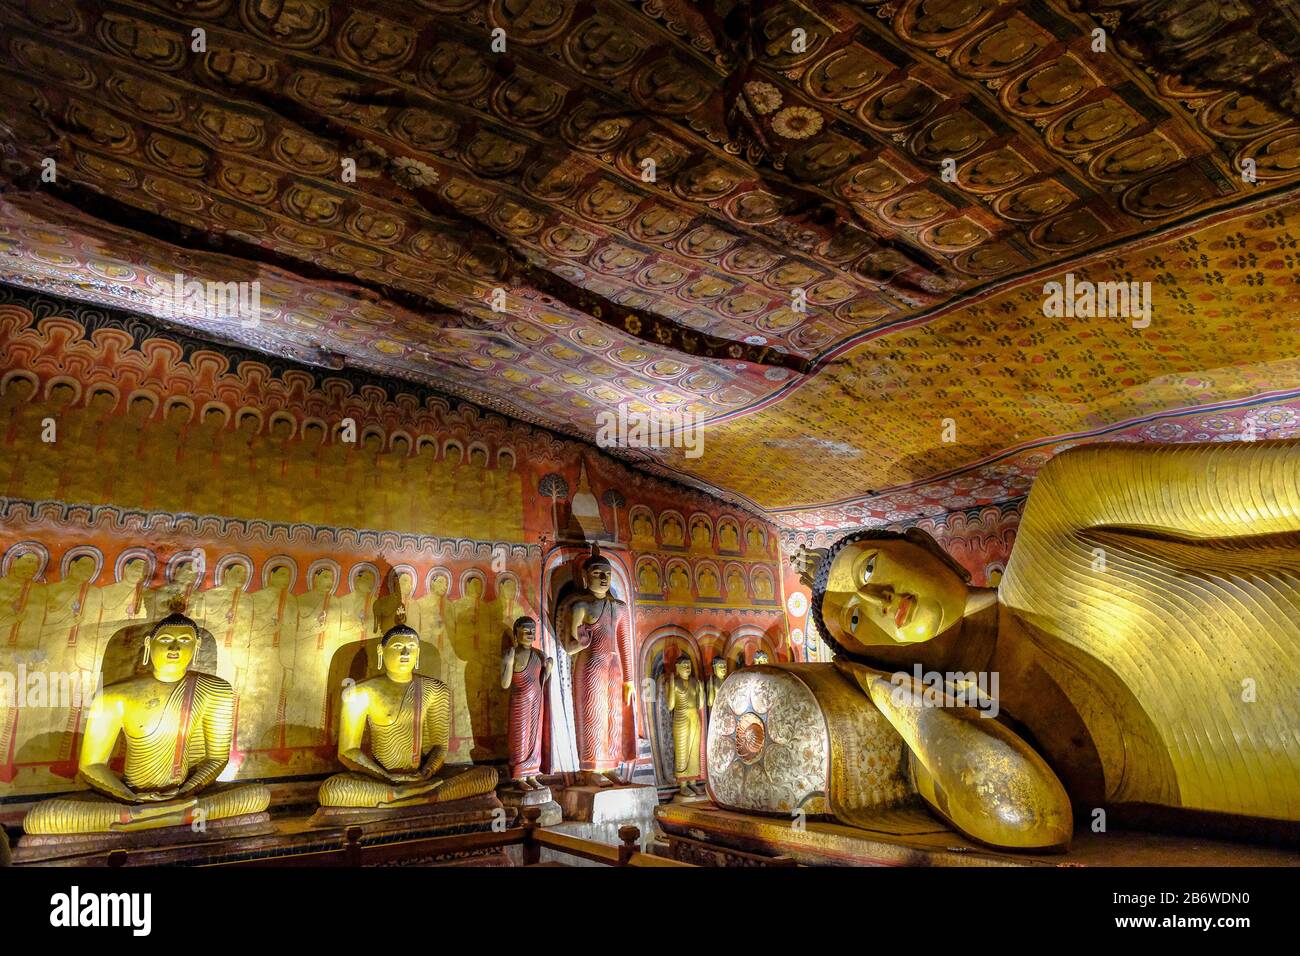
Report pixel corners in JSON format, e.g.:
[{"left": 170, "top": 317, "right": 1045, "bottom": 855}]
[
  {"left": 0, "top": 539, "right": 534, "bottom": 793},
  {"left": 0, "top": 373, "right": 527, "bottom": 542},
  {"left": 635, "top": 555, "right": 779, "bottom": 608},
  {"left": 629, "top": 506, "right": 777, "bottom": 558}
]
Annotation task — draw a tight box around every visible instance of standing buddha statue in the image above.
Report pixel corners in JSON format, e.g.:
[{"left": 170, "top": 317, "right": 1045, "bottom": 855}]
[
  {"left": 563, "top": 544, "right": 636, "bottom": 787},
  {"left": 500, "top": 616, "right": 550, "bottom": 790},
  {"left": 665, "top": 656, "right": 704, "bottom": 795}
]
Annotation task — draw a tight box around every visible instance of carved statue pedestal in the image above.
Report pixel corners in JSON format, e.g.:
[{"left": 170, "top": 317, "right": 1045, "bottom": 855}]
[
  {"left": 497, "top": 784, "right": 562, "bottom": 826},
  {"left": 657, "top": 800, "right": 1300, "bottom": 867},
  {"left": 539, "top": 782, "right": 659, "bottom": 861},
  {"left": 307, "top": 792, "right": 508, "bottom": 839},
  {"left": 14, "top": 811, "right": 273, "bottom": 864},
  {"left": 556, "top": 782, "right": 657, "bottom": 825}
]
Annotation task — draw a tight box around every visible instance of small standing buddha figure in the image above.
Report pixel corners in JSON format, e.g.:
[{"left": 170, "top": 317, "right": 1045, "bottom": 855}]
[
  {"left": 318, "top": 615, "right": 498, "bottom": 810},
  {"left": 706, "top": 657, "right": 728, "bottom": 710},
  {"left": 665, "top": 657, "right": 705, "bottom": 796},
  {"left": 23, "top": 611, "right": 271, "bottom": 836},
  {"left": 500, "top": 616, "right": 551, "bottom": 791}
]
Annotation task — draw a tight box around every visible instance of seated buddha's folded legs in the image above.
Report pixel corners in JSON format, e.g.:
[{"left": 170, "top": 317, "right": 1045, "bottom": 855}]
[
  {"left": 318, "top": 765, "right": 498, "bottom": 808},
  {"left": 23, "top": 783, "right": 272, "bottom": 835}
]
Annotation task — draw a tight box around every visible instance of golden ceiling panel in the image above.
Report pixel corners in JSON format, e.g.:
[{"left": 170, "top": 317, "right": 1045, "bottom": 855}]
[
  {"left": 0, "top": 0, "right": 1298, "bottom": 519},
  {"left": 661, "top": 192, "right": 1300, "bottom": 510}
]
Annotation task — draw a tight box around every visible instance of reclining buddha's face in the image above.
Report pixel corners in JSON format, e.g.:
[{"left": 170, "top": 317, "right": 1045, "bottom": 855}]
[{"left": 820, "top": 538, "right": 968, "bottom": 650}]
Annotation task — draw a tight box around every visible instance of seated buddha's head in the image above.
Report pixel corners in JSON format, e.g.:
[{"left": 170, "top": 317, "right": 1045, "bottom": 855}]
[
  {"left": 129, "top": 395, "right": 155, "bottom": 422},
  {"left": 813, "top": 529, "right": 970, "bottom": 657},
  {"left": 146, "top": 613, "right": 200, "bottom": 681},
  {"left": 379, "top": 623, "right": 420, "bottom": 680}
]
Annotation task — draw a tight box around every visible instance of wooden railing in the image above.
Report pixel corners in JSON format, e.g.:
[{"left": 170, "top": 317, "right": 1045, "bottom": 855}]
[{"left": 95, "top": 806, "right": 694, "bottom": 868}]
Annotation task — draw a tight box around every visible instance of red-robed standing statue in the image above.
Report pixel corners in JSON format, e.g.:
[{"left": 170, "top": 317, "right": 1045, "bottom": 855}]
[
  {"left": 502, "top": 616, "right": 550, "bottom": 790},
  {"left": 563, "top": 545, "right": 636, "bottom": 786}
]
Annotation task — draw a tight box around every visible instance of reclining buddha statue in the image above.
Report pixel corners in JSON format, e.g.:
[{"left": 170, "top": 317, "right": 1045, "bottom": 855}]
[
  {"left": 707, "top": 440, "right": 1300, "bottom": 851},
  {"left": 317, "top": 615, "right": 497, "bottom": 811},
  {"left": 23, "top": 611, "right": 271, "bottom": 836}
]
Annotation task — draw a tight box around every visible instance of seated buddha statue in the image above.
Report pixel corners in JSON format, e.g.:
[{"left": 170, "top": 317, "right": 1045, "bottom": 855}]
[
  {"left": 708, "top": 440, "right": 1300, "bottom": 852},
  {"left": 23, "top": 611, "right": 271, "bottom": 836},
  {"left": 317, "top": 617, "right": 497, "bottom": 810}
]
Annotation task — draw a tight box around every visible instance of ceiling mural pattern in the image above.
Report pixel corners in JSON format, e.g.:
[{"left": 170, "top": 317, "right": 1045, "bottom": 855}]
[
  {"left": 0, "top": 0, "right": 1298, "bottom": 523},
  {"left": 772, "top": 395, "right": 1300, "bottom": 535},
  {"left": 665, "top": 192, "right": 1300, "bottom": 511},
  {"left": 1072, "top": 0, "right": 1300, "bottom": 124}
]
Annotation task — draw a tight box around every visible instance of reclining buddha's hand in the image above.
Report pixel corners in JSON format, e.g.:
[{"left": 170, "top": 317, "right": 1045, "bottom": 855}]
[
  {"left": 833, "top": 657, "right": 890, "bottom": 685},
  {"left": 837, "top": 657, "right": 1072, "bottom": 851}
]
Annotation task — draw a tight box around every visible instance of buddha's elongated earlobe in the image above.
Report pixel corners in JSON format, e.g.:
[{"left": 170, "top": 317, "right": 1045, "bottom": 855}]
[
  {"left": 141, "top": 637, "right": 151, "bottom": 667},
  {"left": 377, "top": 644, "right": 384, "bottom": 670}
]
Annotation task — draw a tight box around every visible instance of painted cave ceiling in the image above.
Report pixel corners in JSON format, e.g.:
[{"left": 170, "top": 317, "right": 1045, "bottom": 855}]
[{"left": 0, "top": 0, "right": 1299, "bottom": 531}]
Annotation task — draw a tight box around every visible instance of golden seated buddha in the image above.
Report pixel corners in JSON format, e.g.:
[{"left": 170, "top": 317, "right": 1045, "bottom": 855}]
[
  {"left": 318, "top": 619, "right": 497, "bottom": 809},
  {"left": 23, "top": 612, "right": 270, "bottom": 835},
  {"left": 711, "top": 440, "right": 1300, "bottom": 851}
]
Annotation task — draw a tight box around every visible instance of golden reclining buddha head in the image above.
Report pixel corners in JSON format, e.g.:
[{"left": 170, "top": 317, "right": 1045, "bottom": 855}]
[{"left": 813, "top": 529, "right": 970, "bottom": 655}]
